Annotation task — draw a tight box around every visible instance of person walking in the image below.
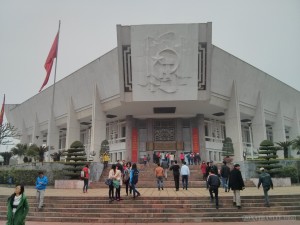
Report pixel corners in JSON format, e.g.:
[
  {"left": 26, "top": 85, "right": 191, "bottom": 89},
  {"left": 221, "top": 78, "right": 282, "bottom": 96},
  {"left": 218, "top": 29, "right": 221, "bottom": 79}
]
[
  {"left": 35, "top": 171, "right": 48, "bottom": 211},
  {"left": 108, "top": 164, "right": 116, "bottom": 202},
  {"left": 258, "top": 167, "right": 273, "bottom": 207},
  {"left": 155, "top": 163, "right": 164, "bottom": 191},
  {"left": 169, "top": 160, "right": 180, "bottom": 191},
  {"left": 6, "top": 184, "right": 29, "bottom": 225},
  {"left": 200, "top": 161, "right": 207, "bottom": 180},
  {"left": 114, "top": 164, "right": 122, "bottom": 201},
  {"left": 228, "top": 164, "right": 245, "bottom": 209},
  {"left": 82, "top": 164, "right": 90, "bottom": 193},
  {"left": 180, "top": 161, "right": 190, "bottom": 190},
  {"left": 161, "top": 159, "right": 169, "bottom": 180},
  {"left": 130, "top": 163, "right": 141, "bottom": 198},
  {"left": 220, "top": 161, "right": 230, "bottom": 192},
  {"left": 207, "top": 170, "right": 221, "bottom": 209},
  {"left": 180, "top": 152, "right": 185, "bottom": 164}
]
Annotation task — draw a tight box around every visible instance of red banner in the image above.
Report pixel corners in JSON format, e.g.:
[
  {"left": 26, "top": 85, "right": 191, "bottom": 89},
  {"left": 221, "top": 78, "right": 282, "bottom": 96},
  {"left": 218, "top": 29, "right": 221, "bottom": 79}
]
[
  {"left": 131, "top": 128, "right": 138, "bottom": 162},
  {"left": 192, "top": 128, "right": 199, "bottom": 153},
  {"left": 0, "top": 94, "right": 5, "bottom": 126},
  {"left": 39, "top": 32, "right": 59, "bottom": 92}
]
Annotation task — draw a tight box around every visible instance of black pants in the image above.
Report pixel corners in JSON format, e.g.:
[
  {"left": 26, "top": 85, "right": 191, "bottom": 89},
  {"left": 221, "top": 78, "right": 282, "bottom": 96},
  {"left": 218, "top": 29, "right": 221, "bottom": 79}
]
[
  {"left": 174, "top": 174, "right": 180, "bottom": 190},
  {"left": 209, "top": 186, "right": 219, "bottom": 206},
  {"left": 109, "top": 184, "right": 114, "bottom": 199},
  {"left": 115, "top": 187, "right": 120, "bottom": 199},
  {"left": 124, "top": 180, "right": 132, "bottom": 195},
  {"left": 83, "top": 179, "right": 88, "bottom": 192}
]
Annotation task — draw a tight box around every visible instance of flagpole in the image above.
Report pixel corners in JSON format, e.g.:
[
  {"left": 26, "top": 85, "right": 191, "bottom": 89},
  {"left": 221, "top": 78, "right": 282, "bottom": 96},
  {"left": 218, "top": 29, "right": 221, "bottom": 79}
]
[{"left": 48, "top": 20, "right": 61, "bottom": 161}]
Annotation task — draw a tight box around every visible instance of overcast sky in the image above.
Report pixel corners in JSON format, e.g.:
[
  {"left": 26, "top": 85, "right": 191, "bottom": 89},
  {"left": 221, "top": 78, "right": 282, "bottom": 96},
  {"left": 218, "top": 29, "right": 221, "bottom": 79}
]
[{"left": 1, "top": 0, "right": 300, "bottom": 105}]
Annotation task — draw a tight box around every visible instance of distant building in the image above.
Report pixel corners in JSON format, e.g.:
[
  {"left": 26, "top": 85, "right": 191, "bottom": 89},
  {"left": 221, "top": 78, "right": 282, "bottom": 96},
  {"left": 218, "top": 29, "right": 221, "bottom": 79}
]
[{"left": 5, "top": 23, "right": 300, "bottom": 163}]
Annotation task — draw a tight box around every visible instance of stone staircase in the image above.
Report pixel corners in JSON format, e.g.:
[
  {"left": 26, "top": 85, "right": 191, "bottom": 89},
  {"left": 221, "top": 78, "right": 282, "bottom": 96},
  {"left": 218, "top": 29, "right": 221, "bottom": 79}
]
[
  {"left": 90, "top": 163, "right": 255, "bottom": 189},
  {"left": 0, "top": 195, "right": 299, "bottom": 222}
]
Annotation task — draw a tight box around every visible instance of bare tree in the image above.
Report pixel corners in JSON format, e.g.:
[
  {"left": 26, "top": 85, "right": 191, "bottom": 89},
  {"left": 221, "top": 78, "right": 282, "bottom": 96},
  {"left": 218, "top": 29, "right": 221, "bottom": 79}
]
[{"left": 0, "top": 123, "right": 17, "bottom": 145}]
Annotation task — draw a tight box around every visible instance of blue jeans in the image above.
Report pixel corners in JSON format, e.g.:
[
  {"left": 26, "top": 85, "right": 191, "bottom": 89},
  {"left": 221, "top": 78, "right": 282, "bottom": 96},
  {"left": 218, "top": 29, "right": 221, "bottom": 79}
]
[
  {"left": 130, "top": 183, "right": 140, "bottom": 197},
  {"left": 182, "top": 175, "right": 188, "bottom": 189},
  {"left": 221, "top": 177, "right": 228, "bottom": 191}
]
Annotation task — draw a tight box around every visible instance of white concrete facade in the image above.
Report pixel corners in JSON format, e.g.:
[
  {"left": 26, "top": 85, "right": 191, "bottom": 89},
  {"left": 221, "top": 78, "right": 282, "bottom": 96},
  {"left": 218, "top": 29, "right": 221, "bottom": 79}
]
[{"left": 5, "top": 23, "right": 300, "bottom": 163}]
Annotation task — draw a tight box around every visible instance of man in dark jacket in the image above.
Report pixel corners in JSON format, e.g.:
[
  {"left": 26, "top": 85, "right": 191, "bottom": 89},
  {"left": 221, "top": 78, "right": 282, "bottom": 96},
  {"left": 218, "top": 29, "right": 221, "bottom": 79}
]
[
  {"left": 220, "top": 161, "right": 230, "bottom": 192},
  {"left": 169, "top": 160, "right": 180, "bottom": 191},
  {"left": 258, "top": 167, "right": 273, "bottom": 207},
  {"left": 207, "top": 169, "right": 221, "bottom": 209},
  {"left": 228, "top": 164, "right": 245, "bottom": 209}
]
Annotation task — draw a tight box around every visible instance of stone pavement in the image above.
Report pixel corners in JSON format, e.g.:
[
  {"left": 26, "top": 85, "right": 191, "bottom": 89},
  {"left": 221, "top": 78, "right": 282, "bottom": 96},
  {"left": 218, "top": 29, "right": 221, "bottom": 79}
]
[{"left": 0, "top": 185, "right": 300, "bottom": 225}]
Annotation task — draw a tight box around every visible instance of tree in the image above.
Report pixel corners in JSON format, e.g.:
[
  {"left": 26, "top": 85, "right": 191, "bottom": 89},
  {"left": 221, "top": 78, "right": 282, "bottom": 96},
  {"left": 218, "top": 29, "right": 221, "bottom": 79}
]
[
  {"left": 37, "top": 145, "right": 48, "bottom": 164},
  {"left": 257, "top": 140, "right": 282, "bottom": 176},
  {"left": 11, "top": 143, "right": 27, "bottom": 158},
  {"left": 63, "top": 141, "right": 87, "bottom": 179},
  {"left": 0, "top": 151, "right": 12, "bottom": 165},
  {"left": 222, "top": 137, "right": 234, "bottom": 157},
  {"left": 51, "top": 150, "right": 63, "bottom": 161},
  {"left": 0, "top": 123, "right": 17, "bottom": 145},
  {"left": 276, "top": 141, "right": 294, "bottom": 159},
  {"left": 292, "top": 136, "right": 300, "bottom": 153},
  {"left": 100, "top": 140, "right": 109, "bottom": 155},
  {"left": 26, "top": 144, "right": 39, "bottom": 162}
]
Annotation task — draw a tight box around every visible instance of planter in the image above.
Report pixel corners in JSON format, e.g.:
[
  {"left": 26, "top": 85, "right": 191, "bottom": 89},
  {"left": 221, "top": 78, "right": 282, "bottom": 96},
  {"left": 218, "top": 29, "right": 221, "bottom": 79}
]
[
  {"left": 251, "top": 177, "right": 291, "bottom": 187},
  {"left": 55, "top": 179, "right": 87, "bottom": 189}
]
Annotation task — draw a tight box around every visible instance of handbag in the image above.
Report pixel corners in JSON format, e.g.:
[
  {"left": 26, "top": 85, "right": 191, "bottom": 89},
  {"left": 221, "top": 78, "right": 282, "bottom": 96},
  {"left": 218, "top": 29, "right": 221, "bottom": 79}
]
[
  {"left": 105, "top": 178, "right": 112, "bottom": 186},
  {"left": 113, "top": 180, "right": 120, "bottom": 189}
]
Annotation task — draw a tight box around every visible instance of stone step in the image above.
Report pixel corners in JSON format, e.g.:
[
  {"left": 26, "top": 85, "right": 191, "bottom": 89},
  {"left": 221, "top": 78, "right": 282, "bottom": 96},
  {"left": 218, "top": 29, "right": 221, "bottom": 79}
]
[{"left": 0, "top": 195, "right": 299, "bottom": 223}]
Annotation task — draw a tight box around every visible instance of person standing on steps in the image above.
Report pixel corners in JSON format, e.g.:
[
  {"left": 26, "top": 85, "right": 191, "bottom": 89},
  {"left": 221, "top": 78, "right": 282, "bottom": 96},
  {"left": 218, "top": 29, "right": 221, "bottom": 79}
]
[
  {"left": 207, "top": 169, "right": 221, "bottom": 209},
  {"left": 180, "top": 161, "right": 190, "bottom": 190},
  {"left": 258, "top": 167, "right": 273, "bottom": 207},
  {"left": 108, "top": 164, "right": 116, "bottom": 202},
  {"left": 220, "top": 161, "right": 230, "bottom": 192},
  {"left": 82, "top": 164, "right": 90, "bottom": 193},
  {"left": 35, "top": 171, "right": 48, "bottom": 211},
  {"left": 130, "top": 163, "right": 141, "bottom": 198},
  {"left": 6, "top": 184, "right": 29, "bottom": 225},
  {"left": 169, "top": 160, "right": 180, "bottom": 191},
  {"left": 155, "top": 163, "right": 164, "bottom": 191},
  {"left": 161, "top": 159, "right": 169, "bottom": 180},
  {"left": 123, "top": 162, "right": 132, "bottom": 196},
  {"left": 228, "top": 164, "right": 245, "bottom": 209}
]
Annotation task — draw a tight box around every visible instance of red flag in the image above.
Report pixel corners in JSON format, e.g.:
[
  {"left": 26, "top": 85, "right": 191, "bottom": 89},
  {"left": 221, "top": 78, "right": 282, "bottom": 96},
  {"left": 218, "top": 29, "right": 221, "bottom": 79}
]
[
  {"left": 0, "top": 94, "right": 5, "bottom": 126},
  {"left": 39, "top": 33, "right": 59, "bottom": 92}
]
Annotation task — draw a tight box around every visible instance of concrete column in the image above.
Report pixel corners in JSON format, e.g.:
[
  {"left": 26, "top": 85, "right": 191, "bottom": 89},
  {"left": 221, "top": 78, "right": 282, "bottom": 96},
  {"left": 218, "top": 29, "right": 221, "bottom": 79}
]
[
  {"left": 273, "top": 102, "right": 286, "bottom": 143},
  {"left": 126, "top": 115, "right": 134, "bottom": 161},
  {"left": 32, "top": 113, "right": 42, "bottom": 146},
  {"left": 20, "top": 119, "right": 28, "bottom": 144},
  {"left": 91, "top": 85, "right": 106, "bottom": 162},
  {"left": 252, "top": 92, "right": 266, "bottom": 149},
  {"left": 147, "top": 119, "right": 153, "bottom": 142},
  {"left": 225, "top": 80, "right": 243, "bottom": 162},
  {"left": 290, "top": 108, "right": 300, "bottom": 140},
  {"left": 66, "top": 97, "right": 80, "bottom": 149},
  {"left": 197, "top": 114, "right": 206, "bottom": 161},
  {"left": 46, "top": 110, "right": 59, "bottom": 162}
]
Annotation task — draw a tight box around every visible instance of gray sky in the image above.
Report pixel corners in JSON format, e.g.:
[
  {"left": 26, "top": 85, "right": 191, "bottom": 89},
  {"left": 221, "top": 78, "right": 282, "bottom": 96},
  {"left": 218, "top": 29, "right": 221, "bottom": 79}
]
[
  {"left": 1, "top": 0, "right": 300, "bottom": 105},
  {"left": 0, "top": 0, "right": 300, "bottom": 152}
]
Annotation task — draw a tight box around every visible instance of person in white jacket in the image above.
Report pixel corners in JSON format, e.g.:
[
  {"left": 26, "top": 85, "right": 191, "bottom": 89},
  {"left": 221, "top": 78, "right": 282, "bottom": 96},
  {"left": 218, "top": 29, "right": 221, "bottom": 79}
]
[{"left": 180, "top": 161, "right": 190, "bottom": 190}]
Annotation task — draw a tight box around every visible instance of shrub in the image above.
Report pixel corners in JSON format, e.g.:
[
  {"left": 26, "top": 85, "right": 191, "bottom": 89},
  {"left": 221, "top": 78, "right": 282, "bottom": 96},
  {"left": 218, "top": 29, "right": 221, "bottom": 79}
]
[{"left": 278, "top": 166, "right": 299, "bottom": 183}]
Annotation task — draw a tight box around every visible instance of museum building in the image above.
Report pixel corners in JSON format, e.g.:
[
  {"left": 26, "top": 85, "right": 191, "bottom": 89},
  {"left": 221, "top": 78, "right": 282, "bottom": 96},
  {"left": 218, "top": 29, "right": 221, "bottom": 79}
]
[{"left": 5, "top": 23, "right": 300, "bottom": 163}]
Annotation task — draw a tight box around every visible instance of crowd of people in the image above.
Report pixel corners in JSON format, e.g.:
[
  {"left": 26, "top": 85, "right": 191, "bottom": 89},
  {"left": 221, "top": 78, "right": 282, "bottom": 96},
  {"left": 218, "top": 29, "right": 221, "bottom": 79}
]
[{"left": 5, "top": 153, "right": 275, "bottom": 224}]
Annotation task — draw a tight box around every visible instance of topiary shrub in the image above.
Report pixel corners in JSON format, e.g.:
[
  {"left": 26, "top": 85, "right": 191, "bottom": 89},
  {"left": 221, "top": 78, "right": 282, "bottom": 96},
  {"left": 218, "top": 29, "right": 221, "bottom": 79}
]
[
  {"left": 279, "top": 166, "right": 299, "bottom": 183},
  {"left": 256, "top": 140, "right": 282, "bottom": 176},
  {"left": 222, "top": 137, "right": 234, "bottom": 157},
  {"left": 63, "top": 141, "right": 87, "bottom": 179}
]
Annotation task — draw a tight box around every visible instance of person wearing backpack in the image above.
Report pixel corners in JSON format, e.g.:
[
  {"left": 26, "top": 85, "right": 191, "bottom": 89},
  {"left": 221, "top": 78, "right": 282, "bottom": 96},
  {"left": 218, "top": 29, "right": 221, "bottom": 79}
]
[
  {"left": 129, "top": 163, "right": 141, "bottom": 198},
  {"left": 81, "top": 164, "right": 90, "bottom": 193},
  {"left": 207, "top": 169, "right": 221, "bottom": 209}
]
